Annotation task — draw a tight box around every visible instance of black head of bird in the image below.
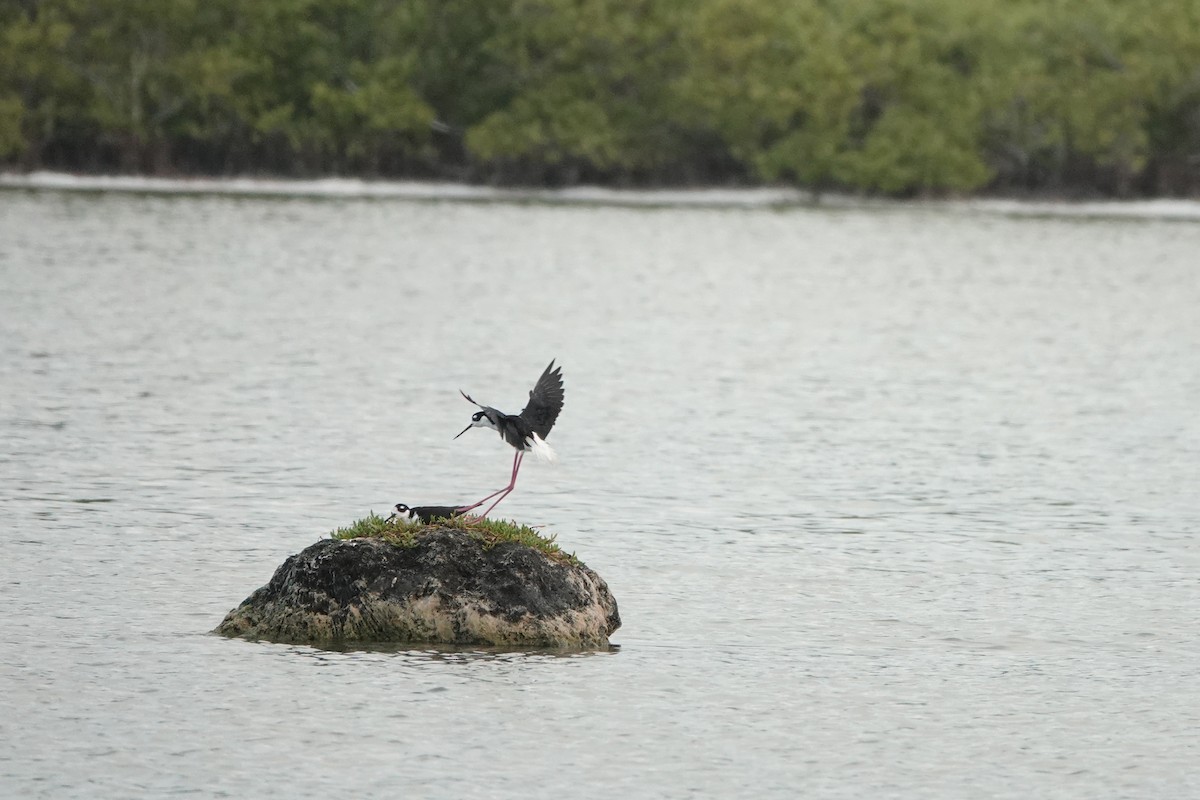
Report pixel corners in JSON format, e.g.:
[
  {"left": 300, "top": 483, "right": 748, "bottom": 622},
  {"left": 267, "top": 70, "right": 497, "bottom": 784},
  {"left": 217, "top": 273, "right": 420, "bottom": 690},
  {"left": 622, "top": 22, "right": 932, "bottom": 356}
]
[
  {"left": 386, "top": 503, "right": 414, "bottom": 523},
  {"left": 454, "top": 405, "right": 502, "bottom": 439}
]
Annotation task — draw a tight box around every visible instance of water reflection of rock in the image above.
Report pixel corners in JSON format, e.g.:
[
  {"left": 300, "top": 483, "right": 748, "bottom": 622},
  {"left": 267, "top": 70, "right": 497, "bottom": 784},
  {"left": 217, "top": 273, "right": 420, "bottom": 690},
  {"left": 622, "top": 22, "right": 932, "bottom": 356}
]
[{"left": 214, "top": 530, "right": 620, "bottom": 648}]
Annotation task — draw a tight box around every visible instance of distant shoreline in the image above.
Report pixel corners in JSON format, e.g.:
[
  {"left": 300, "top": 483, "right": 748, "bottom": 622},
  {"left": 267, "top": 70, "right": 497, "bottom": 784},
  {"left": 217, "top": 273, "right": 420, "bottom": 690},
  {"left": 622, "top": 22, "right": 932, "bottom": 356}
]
[{"left": 4, "top": 171, "right": 1200, "bottom": 222}]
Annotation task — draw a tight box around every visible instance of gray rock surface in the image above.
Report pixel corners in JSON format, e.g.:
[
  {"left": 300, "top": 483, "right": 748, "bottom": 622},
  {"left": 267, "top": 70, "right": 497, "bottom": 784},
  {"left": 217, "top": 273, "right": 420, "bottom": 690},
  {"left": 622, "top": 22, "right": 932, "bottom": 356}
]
[{"left": 214, "top": 528, "right": 620, "bottom": 647}]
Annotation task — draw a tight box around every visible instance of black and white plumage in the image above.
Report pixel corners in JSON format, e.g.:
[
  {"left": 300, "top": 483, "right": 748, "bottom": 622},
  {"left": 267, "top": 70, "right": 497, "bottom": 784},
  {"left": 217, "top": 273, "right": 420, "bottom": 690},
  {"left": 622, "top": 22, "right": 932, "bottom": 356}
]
[
  {"left": 454, "top": 360, "right": 565, "bottom": 517},
  {"left": 386, "top": 503, "right": 461, "bottom": 525},
  {"left": 453, "top": 360, "right": 564, "bottom": 457}
]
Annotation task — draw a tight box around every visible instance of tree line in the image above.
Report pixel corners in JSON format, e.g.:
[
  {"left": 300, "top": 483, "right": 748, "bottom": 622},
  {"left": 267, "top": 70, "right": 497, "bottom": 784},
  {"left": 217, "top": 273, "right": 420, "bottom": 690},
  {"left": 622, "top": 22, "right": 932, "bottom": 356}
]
[{"left": 2, "top": 0, "right": 1198, "bottom": 196}]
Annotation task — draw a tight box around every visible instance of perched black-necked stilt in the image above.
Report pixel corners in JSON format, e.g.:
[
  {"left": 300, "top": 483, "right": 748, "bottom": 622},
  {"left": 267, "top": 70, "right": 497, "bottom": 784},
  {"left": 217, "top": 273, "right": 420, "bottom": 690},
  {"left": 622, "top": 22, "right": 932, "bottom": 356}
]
[
  {"left": 386, "top": 503, "right": 462, "bottom": 525},
  {"left": 454, "top": 359, "right": 564, "bottom": 518}
]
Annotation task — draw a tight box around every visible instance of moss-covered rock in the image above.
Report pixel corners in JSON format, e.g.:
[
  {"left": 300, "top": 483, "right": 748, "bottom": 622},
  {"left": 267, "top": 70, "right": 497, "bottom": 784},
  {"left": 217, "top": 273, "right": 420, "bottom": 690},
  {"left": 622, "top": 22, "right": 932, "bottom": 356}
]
[{"left": 214, "top": 526, "right": 620, "bottom": 648}]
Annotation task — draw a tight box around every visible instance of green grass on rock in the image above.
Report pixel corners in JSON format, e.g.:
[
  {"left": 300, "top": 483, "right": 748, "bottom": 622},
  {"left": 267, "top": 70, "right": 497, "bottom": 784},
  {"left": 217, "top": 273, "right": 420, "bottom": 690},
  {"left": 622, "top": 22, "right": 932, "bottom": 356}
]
[{"left": 331, "top": 512, "right": 580, "bottom": 566}]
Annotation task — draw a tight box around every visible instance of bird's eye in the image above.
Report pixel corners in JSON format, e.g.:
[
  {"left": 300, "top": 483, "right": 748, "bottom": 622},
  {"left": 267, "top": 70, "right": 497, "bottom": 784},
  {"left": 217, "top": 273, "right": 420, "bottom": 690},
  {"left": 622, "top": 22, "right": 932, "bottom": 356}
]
[{"left": 473, "top": 412, "right": 482, "bottom": 421}]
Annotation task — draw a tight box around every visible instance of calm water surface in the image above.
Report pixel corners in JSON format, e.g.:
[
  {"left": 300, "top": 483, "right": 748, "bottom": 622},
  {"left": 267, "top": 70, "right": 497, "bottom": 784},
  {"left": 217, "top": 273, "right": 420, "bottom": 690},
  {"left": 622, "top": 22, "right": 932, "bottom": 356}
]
[{"left": 1, "top": 187, "right": 1198, "bottom": 798}]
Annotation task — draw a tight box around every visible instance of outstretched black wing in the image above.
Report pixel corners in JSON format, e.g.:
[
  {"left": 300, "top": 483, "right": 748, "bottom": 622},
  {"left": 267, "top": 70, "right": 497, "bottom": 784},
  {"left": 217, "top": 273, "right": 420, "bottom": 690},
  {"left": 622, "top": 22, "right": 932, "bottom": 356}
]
[{"left": 519, "top": 359, "right": 564, "bottom": 439}]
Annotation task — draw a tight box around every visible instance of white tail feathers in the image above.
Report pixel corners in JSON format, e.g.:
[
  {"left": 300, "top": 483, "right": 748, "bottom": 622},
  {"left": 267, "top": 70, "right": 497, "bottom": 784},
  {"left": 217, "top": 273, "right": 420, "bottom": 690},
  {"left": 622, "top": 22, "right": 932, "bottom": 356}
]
[{"left": 527, "top": 433, "right": 558, "bottom": 463}]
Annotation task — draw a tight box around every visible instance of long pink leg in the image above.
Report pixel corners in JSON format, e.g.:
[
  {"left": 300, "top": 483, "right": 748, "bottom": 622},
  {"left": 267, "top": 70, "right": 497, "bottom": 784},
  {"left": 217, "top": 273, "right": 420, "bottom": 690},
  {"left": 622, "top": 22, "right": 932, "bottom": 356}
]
[
  {"left": 478, "top": 452, "right": 524, "bottom": 518},
  {"left": 457, "top": 451, "right": 523, "bottom": 513}
]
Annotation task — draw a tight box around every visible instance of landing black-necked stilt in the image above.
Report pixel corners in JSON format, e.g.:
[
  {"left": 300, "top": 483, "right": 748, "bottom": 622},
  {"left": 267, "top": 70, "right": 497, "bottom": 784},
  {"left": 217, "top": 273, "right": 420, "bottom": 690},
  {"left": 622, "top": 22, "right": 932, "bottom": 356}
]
[
  {"left": 454, "top": 359, "right": 564, "bottom": 518},
  {"left": 386, "top": 503, "right": 462, "bottom": 525}
]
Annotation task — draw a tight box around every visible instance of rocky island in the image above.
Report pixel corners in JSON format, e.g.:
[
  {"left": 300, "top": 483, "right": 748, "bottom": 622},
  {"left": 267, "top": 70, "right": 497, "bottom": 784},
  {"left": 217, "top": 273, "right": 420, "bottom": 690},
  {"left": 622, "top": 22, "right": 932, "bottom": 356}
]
[{"left": 214, "top": 516, "right": 620, "bottom": 648}]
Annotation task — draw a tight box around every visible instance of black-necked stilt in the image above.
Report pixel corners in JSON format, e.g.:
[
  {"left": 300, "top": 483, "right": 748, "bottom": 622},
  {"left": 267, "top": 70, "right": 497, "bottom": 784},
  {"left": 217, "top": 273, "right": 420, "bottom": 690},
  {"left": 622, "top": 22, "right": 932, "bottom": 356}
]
[
  {"left": 454, "top": 359, "right": 564, "bottom": 517},
  {"left": 386, "top": 503, "right": 462, "bottom": 525}
]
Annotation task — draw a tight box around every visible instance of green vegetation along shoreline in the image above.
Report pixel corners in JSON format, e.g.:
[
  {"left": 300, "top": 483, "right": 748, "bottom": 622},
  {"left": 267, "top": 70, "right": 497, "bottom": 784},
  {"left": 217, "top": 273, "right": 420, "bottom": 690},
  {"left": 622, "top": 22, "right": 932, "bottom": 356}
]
[{"left": 3, "top": 0, "right": 1198, "bottom": 197}]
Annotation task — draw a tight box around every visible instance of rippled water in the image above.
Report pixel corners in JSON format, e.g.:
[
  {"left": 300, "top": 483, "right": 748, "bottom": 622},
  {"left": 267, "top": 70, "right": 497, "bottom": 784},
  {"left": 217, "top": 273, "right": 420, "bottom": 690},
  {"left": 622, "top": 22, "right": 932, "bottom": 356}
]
[{"left": 2, "top": 186, "right": 1198, "bottom": 798}]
